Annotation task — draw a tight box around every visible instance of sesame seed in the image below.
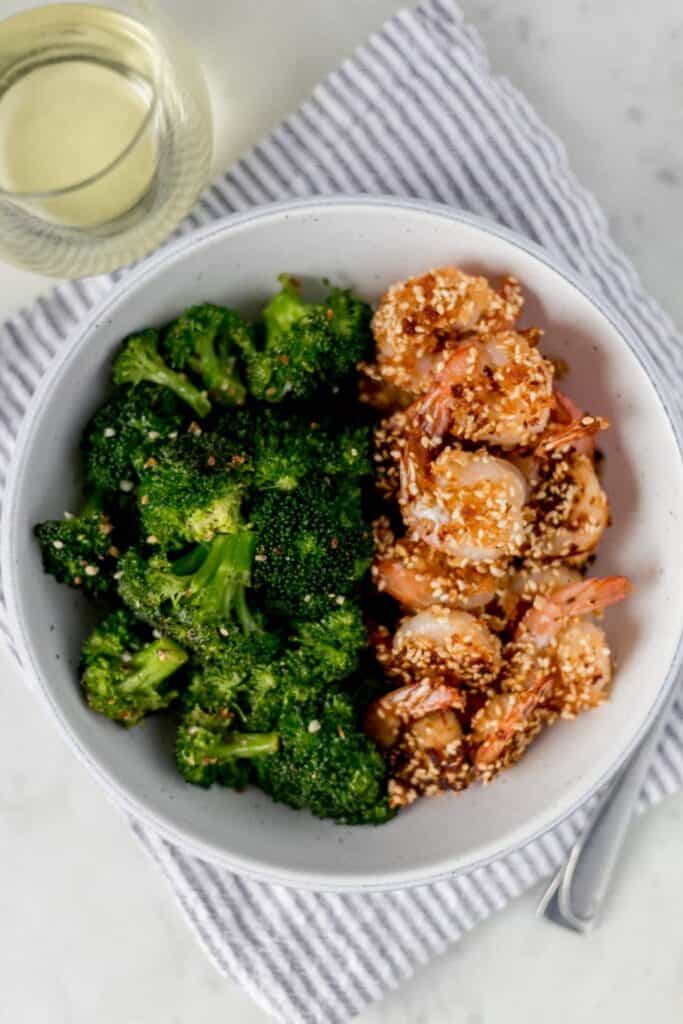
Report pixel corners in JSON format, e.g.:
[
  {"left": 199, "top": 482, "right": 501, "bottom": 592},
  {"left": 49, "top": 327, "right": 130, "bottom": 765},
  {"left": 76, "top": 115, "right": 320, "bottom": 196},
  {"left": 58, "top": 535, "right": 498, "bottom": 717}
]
[
  {"left": 52, "top": 539, "right": 64, "bottom": 550},
  {"left": 84, "top": 565, "right": 99, "bottom": 577},
  {"left": 119, "top": 480, "right": 134, "bottom": 493},
  {"left": 308, "top": 719, "right": 321, "bottom": 734},
  {"left": 103, "top": 427, "right": 116, "bottom": 438}
]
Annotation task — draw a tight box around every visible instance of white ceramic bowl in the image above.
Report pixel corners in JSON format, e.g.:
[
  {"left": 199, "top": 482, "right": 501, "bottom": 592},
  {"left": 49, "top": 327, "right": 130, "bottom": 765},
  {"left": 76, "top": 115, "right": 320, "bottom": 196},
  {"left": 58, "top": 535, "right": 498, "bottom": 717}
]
[{"left": 4, "top": 197, "right": 683, "bottom": 891}]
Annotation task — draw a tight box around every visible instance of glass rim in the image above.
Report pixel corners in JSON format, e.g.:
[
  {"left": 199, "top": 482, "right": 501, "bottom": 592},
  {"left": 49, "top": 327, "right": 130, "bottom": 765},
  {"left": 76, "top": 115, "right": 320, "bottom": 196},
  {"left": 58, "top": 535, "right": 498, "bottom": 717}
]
[{"left": 0, "top": 59, "right": 160, "bottom": 202}]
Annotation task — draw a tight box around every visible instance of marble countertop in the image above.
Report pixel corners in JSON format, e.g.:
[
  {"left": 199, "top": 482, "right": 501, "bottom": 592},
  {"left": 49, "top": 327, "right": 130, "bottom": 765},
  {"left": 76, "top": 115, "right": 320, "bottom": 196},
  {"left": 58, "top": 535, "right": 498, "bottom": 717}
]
[{"left": 2, "top": 1, "right": 682, "bottom": 1021}]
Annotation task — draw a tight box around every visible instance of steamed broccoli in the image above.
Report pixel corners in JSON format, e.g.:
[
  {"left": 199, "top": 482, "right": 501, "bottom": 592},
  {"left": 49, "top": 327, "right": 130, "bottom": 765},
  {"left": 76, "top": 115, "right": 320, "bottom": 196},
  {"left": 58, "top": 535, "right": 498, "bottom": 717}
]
[
  {"left": 118, "top": 530, "right": 263, "bottom": 642},
  {"left": 251, "top": 476, "right": 373, "bottom": 619},
  {"left": 288, "top": 604, "right": 368, "bottom": 686},
  {"left": 136, "top": 433, "right": 247, "bottom": 549},
  {"left": 210, "top": 404, "right": 372, "bottom": 492},
  {"left": 163, "top": 304, "right": 249, "bottom": 406},
  {"left": 254, "top": 687, "right": 392, "bottom": 824},
  {"left": 182, "top": 652, "right": 392, "bottom": 821},
  {"left": 176, "top": 704, "right": 278, "bottom": 787},
  {"left": 34, "top": 495, "right": 118, "bottom": 596},
  {"left": 113, "top": 329, "right": 211, "bottom": 418},
  {"left": 80, "top": 608, "right": 188, "bottom": 725},
  {"left": 196, "top": 603, "right": 367, "bottom": 733},
  {"left": 81, "top": 385, "right": 184, "bottom": 496},
  {"left": 33, "top": 280, "right": 398, "bottom": 826},
  {"left": 235, "top": 275, "right": 373, "bottom": 402}
]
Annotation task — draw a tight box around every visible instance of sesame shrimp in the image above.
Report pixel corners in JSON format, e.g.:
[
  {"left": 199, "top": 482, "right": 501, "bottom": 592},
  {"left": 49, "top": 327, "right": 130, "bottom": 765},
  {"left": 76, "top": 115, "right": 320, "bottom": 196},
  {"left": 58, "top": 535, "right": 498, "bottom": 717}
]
[
  {"left": 551, "top": 619, "right": 613, "bottom": 717},
  {"left": 470, "top": 576, "right": 631, "bottom": 774},
  {"left": 416, "top": 331, "right": 555, "bottom": 450},
  {"left": 365, "top": 678, "right": 464, "bottom": 748},
  {"left": 517, "top": 433, "right": 609, "bottom": 565},
  {"left": 543, "top": 390, "right": 608, "bottom": 458},
  {"left": 364, "top": 680, "right": 469, "bottom": 806},
  {"left": 368, "top": 267, "right": 523, "bottom": 398},
  {"left": 400, "top": 438, "right": 528, "bottom": 562},
  {"left": 498, "top": 564, "right": 583, "bottom": 628},
  {"left": 380, "top": 607, "right": 503, "bottom": 689},
  {"left": 372, "top": 532, "right": 505, "bottom": 613}
]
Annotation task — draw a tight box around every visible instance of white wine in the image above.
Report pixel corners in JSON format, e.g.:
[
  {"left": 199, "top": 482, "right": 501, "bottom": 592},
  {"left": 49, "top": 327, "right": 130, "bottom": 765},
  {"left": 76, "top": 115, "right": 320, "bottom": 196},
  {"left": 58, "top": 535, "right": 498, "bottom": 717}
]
[
  {"left": 0, "top": 4, "right": 213, "bottom": 276},
  {"left": 0, "top": 58, "right": 157, "bottom": 226}
]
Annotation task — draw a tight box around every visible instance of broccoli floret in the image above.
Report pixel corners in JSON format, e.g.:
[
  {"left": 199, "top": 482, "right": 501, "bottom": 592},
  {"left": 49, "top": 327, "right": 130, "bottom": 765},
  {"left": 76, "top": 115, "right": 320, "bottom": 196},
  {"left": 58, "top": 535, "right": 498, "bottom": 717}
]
[
  {"left": 229, "top": 605, "right": 366, "bottom": 729},
  {"left": 176, "top": 704, "right": 278, "bottom": 787},
  {"left": 235, "top": 275, "right": 372, "bottom": 402},
  {"left": 80, "top": 608, "right": 187, "bottom": 725},
  {"left": 163, "top": 304, "right": 249, "bottom": 407},
  {"left": 289, "top": 604, "right": 367, "bottom": 685},
  {"left": 81, "top": 385, "right": 184, "bottom": 496},
  {"left": 254, "top": 687, "right": 392, "bottom": 824},
  {"left": 180, "top": 618, "right": 283, "bottom": 721},
  {"left": 251, "top": 476, "right": 373, "bottom": 619},
  {"left": 34, "top": 494, "right": 118, "bottom": 596},
  {"left": 113, "top": 329, "right": 211, "bottom": 419},
  {"left": 118, "top": 530, "right": 262, "bottom": 640},
  {"left": 210, "top": 404, "right": 371, "bottom": 492},
  {"left": 136, "top": 433, "right": 247, "bottom": 549}
]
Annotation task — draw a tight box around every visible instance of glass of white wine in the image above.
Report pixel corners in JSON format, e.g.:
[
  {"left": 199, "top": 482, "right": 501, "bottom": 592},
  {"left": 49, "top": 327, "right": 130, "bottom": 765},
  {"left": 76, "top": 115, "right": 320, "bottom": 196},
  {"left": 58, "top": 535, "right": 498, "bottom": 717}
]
[{"left": 0, "top": 2, "right": 213, "bottom": 276}]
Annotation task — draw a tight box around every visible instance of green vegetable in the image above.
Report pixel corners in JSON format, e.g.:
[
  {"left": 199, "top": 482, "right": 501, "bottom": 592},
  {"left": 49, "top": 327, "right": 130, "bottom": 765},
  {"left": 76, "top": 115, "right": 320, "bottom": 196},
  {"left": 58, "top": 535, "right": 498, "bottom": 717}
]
[
  {"left": 176, "top": 704, "right": 278, "bottom": 787},
  {"left": 81, "top": 384, "right": 184, "bottom": 496},
  {"left": 210, "top": 403, "right": 372, "bottom": 492},
  {"left": 35, "top": 275, "right": 392, "bottom": 824},
  {"left": 235, "top": 274, "right": 373, "bottom": 402},
  {"left": 118, "top": 529, "right": 262, "bottom": 639},
  {"left": 81, "top": 608, "right": 187, "bottom": 725},
  {"left": 163, "top": 304, "right": 249, "bottom": 407},
  {"left": 113, "top": 329, "right": 211, "bottom": 418},
  {"left": 251, "top": 476, "right": 373, "bottom": 619},
  {"left": 34, "top": 494, "right": 118, "bottom": 596},
  {"left": 136, "top": 433, "right": 247, "bottom": 550},
  {"left": 255, "top": 687, "right": 392, "bottom": 825}
]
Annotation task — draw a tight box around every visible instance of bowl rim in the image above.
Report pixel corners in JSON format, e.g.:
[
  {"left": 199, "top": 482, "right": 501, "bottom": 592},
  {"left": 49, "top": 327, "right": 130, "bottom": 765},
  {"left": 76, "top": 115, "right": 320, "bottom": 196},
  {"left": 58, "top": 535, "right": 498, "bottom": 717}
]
[{"left": 4, "top": 194, "right": 683, "bottom": 892}]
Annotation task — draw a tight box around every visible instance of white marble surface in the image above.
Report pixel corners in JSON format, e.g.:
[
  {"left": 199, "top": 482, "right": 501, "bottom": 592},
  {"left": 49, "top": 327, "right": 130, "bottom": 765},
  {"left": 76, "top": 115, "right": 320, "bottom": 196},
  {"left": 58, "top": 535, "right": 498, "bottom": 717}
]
[{"left": 1, "top": 1, "right": 683, "bottom": 1021}]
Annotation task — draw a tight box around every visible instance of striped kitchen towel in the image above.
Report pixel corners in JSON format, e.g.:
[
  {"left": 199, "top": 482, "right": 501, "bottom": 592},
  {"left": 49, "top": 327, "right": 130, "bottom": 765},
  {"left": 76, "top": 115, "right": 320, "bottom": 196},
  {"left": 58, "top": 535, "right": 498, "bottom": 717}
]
[{"left": 1, "top": 1, "right": 683, "bottom": 1022}]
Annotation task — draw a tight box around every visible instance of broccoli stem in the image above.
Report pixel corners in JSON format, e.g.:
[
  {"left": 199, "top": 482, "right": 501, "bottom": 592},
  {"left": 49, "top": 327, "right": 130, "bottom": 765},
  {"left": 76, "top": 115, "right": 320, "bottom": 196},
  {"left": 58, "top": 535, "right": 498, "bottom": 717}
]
[
  {"left": 114, "top": 331, "right": 211, "bottom": 418},
  {"left": 141, "top": 361, "right": 211, "bottom": 420},
  {"left": 183, "top": 531, "right": 258, "bottom": 625},
  {"left": 263, "top": 274, "right": 306, "bottom": 336},
  {"left": 234, "top": 587, "right": 260, "bottom": 634},
  {"left": 118, "top": 637, "right": 188, "bottom": 695},
  {"left": 194, "top": 329, "right": 228, "bottom": 395},
  {"left": 209, "top": 732, "right": 279, "bottom": 761}
]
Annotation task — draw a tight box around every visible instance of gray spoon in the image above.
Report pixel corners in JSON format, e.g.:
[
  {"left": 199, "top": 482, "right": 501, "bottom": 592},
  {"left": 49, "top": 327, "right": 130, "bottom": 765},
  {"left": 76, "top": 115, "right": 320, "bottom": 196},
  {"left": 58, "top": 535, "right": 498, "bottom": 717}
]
[{"left": 537, "top": 674, "right": 681, "bottom": 932}]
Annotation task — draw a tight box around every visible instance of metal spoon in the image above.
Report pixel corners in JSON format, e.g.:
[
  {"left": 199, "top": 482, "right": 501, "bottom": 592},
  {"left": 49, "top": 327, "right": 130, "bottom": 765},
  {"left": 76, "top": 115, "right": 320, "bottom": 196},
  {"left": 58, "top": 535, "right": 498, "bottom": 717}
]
[{"left": 537, "top": 675, "right": 682, "bottom": 932}]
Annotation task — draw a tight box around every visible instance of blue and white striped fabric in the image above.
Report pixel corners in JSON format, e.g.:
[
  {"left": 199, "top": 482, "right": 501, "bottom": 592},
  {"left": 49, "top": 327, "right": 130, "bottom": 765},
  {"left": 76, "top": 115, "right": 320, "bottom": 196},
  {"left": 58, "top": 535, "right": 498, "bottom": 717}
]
[{"left": 1, "top": 2, "right": 683, "bottom": 1021}]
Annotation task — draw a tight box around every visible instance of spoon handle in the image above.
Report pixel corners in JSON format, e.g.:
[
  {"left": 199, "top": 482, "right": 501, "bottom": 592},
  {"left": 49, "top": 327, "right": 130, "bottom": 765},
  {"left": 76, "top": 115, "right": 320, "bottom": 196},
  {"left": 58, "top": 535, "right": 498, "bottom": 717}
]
[{"left": 538, "top": 677, "right": 681, "bottom": 932}]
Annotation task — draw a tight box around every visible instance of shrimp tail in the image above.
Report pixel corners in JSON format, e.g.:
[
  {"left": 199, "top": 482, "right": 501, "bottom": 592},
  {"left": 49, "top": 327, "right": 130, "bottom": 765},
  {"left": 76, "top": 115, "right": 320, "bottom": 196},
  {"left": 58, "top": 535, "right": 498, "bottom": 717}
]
[
  {"left": 365, "top": 680, "right": 463, "bottom": 748},
  {"left": 499, "top": 275, "right": 524, "bottom": 324},
  {"left": 415, "top": 342, "right": 481, "bottom": 443},
  {"left": 548, "top": 575, "right": 633, "bottom": 617},
  {"left": 536, "top": 413, "right": 609, "bottom": 455},
  {"left": 520, "top": 575, "right": 632, "bottom": 645},
  {"left": 473, "top": 674, "right": 552, "bottom": 769}
]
